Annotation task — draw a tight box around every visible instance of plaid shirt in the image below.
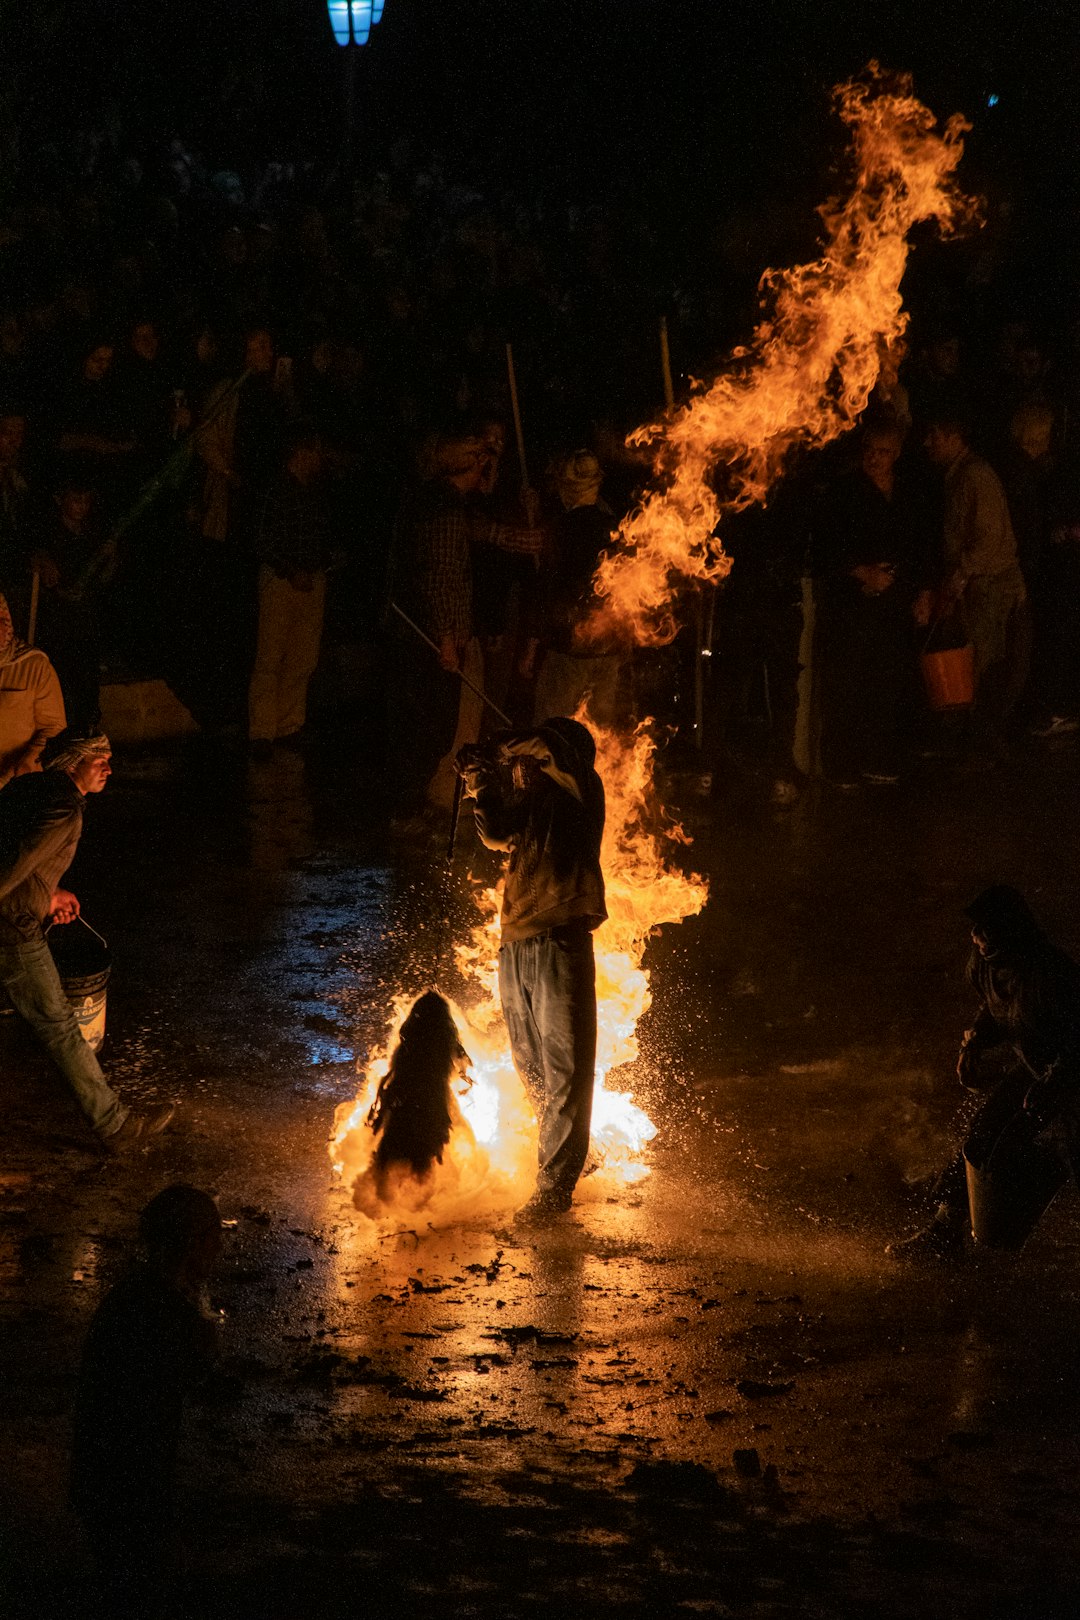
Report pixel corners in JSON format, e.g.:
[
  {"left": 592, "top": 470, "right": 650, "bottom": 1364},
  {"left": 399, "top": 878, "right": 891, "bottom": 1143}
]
[
  {"left": 256, "top": 472, "right": 333, "bottom": 578},
  {"left": 469, "top": 509, "right": 544, "bottom": 558},
  {"left": 388, "top": 480, "right": 472, "bottom": 644}
]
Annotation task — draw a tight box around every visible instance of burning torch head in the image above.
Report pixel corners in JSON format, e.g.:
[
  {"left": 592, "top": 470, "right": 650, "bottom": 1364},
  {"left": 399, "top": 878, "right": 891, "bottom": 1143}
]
[
  {"left": 396, "top": 990, "right": 466, "bottom": 1061},
  {"left": 366, "top": 991, "right": 470, "bottom": 1183}
]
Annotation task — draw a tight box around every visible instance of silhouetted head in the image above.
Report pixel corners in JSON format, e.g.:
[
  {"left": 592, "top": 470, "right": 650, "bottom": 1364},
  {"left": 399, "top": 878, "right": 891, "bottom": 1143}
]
[
  {"left": 398, "top": 991, "right": 460, "bottom": 1055},
  {"left": 965, "top": 885, "right": 1042, "bottom": 958},
  {"left": 925, "top": 409, "right": 972, "bottom": 467},
  {"left": 140, "top": 1184, "right": 222, "bottom": 1281},
  {"left": 368, "top": 993, "right": 466, "bottom": 1176},
  {"left": 420, "top": 429, "right": 487, "bottom": 491}
]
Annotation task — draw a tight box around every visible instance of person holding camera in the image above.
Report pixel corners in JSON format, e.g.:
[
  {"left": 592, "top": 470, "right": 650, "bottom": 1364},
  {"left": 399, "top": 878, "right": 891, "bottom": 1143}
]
[
  {"left": 459, "top": 717, "right": 606, "bottom": 1227},
  {"left": 890, "top": 886, "right": 1080, "bottom": 1259}
]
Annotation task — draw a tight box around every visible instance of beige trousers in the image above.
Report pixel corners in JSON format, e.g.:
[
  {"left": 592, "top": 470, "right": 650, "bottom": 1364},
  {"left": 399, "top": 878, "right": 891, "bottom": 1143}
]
[{"left": 248, "top": 566, "right": 326, "bottom": 741}]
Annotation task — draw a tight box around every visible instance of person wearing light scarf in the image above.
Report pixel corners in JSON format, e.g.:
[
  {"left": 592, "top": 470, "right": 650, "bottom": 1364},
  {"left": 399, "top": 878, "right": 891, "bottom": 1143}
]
[{"left": 0, "top": 591, "right": 66, "bottom": 789}]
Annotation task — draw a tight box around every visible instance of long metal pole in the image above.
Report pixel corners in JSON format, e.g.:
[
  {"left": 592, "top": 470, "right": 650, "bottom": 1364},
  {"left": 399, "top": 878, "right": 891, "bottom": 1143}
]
[{"left": 390, "top": 602, "right": 513, "bottom": 727}]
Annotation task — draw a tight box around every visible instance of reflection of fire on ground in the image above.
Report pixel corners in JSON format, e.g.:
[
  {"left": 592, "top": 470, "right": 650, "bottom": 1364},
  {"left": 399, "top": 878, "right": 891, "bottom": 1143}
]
[
  {"left": 331, "top": 68, "right": 978, "bottom": 1227},
  {"left": 331, "top": 721, "right": 705, "bottom": 1226}
]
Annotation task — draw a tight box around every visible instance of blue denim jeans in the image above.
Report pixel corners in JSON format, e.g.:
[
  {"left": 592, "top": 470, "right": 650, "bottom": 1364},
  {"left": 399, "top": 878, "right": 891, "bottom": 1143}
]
[
  {"left": 498, "top": 926, "right": 596, "bottom": 1200},
  {"left": 0, "top": 931, "right": 125, "bottom": 1137}
]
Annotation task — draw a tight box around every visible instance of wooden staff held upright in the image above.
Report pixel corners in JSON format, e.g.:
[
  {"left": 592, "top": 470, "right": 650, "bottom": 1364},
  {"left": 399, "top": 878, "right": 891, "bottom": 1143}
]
[
  {"left": 26, "top": 568, "right": 40, "bottom": 647},
  {"left": 659, "top": 314, "right": 675, "bottom": 412},
  {"left": 505, "top": 341, "right": 530, "bottom": 492}
]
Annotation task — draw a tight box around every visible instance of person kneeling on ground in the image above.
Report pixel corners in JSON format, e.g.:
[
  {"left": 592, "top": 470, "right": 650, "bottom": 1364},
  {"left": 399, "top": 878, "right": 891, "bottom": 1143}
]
[
  {"left": 459, "top": 717, "right": 606, "bottom": 1227},
  {"left": 71, "top": 1185, "right": 222, "bottom": 1617},
  {"left": 890, "top": 886, "right": 1080, "bottom": 1259},
  {"left": 0, "top": 733, "right": 174, "bottom": 1150}
]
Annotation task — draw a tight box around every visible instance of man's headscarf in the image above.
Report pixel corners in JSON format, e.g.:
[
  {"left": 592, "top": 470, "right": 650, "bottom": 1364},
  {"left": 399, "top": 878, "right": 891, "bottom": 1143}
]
[
  {"left": 0, "top": 592, "right": 29, "bottom": 668},
  {"left": 555, "top": 450, "right": 603, "bottom": 511},
  {"left": 47, "top": 734, "right": 111, "bottom": 773}
]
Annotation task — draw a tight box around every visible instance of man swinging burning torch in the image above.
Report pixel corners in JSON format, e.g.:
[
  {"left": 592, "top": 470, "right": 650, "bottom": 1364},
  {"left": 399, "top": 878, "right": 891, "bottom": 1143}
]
[{"left": 457, "top": 718, "right": 606, "bottom": 1228}]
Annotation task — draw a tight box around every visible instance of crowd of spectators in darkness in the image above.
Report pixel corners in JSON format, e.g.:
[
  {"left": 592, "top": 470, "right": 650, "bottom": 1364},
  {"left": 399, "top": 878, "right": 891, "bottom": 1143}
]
[
  {"left": 4, "top": 105, "right": 1080, "bottom": 1618},
  {"left": 1, "top": 120, "right": 1080, "bottom": 809}
]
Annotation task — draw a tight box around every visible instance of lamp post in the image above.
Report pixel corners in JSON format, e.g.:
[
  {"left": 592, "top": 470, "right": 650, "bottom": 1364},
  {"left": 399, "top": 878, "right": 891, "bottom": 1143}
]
[{"left": 326, "top": 1, "right": 387, "bottom": 180}]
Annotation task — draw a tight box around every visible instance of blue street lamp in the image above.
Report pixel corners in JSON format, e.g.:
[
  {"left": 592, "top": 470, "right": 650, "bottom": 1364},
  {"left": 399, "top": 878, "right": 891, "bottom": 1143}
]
[
  {"left": 327, "top": 0, "right": 386, "bottom": 47},
  {"left": 327, "top": 1, "right": 387, "bottom": 180}
]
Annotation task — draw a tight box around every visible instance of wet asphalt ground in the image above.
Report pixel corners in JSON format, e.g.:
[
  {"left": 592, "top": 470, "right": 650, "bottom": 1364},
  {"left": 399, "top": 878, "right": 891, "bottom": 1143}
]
[{"left": 3, "top": 730, "right": 1080, "bottom": 1619}]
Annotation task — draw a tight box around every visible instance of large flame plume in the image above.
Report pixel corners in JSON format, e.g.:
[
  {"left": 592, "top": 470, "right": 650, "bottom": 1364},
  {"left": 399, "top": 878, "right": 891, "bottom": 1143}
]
[
  {"left": 331, "top": 721, "right": 706, "bottom": 1224},
  {"left": 332, "top": 66, "right": 976, "bottom": 1226},
  {"left": 582, "top": 65, "right": 977, "bottom": 647}
]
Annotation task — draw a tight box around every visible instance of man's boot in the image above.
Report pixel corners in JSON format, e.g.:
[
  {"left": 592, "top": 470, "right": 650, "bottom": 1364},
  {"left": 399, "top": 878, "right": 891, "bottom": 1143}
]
[{"left": 101, "top": 1103, "right": 176, "bottom": 1155}]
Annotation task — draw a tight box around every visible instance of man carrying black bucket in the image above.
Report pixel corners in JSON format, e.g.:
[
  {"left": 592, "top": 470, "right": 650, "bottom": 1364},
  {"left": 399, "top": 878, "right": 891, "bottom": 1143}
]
[
  {"left": 890, "top": 886, "right": 1080, "bottom": 1260},
  {"left": 0, "top": 733, "right": 174, "bottom": 1152}
]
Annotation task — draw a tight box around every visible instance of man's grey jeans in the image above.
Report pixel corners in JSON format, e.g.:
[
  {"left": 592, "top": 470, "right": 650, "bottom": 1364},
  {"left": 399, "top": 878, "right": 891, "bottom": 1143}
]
[
  {"left": 0, "top": 930, "right": 126, "bottom": 1137},
  {"left": 498, "top": 924, "right": 597, "bottom": 1200}
]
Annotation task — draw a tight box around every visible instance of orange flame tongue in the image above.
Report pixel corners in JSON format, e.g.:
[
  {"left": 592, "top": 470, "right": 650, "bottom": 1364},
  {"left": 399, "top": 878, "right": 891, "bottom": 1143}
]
[{"left": 582, "top": 65, "right": 977, "bottom": 648}]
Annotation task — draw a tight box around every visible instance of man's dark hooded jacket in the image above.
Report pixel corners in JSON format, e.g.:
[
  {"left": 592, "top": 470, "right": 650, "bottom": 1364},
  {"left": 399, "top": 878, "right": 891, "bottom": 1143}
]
[
  {"left": 0, "top": 769, "right": 85, "bottom": 943},
  {"left": 472, "top": 718, "right": 606, "bottom": 942}
]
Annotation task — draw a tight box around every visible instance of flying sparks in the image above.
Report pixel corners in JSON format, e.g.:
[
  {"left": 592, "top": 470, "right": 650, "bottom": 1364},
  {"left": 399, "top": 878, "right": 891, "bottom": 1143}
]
[{"left": 331, "top": 720, "right": 704, "bottom": 1223}]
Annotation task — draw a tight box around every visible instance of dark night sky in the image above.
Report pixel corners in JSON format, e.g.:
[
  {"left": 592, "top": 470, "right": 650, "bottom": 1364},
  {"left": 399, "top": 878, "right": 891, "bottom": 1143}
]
[{"left": 7, "top": 0, "right": 1080, "bottom": 251}]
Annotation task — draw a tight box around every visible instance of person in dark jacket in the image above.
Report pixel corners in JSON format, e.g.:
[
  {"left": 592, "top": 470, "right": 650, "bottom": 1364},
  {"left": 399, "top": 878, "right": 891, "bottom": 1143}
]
[
  {"left": 460, "top": 716, "right": 606, "bottom": 1225},
  {"left": 890, "top": 886, "right": 1080, "bottom": 1258},
  {"left": 523, "top": 449, "right": 624, "bottom": 728},
  {"left": 71, "top": 1185, "right": 222, "bottom": 1617},
  {"left": 0, "top": 734, "right": 172, "bottom": 1149},
  {"left": 812, "top": 422, "right": 923, "bottom": 785}
]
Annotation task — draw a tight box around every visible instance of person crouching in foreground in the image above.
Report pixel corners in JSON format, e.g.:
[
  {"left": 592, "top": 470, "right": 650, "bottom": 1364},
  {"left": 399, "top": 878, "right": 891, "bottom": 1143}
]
[
  {"left": 359, "top": 989, "right": 471, "bottom": 1211},
  {"left": 71, "top": 1185, "right": 222, "bottom": 1617},
  {"left": 459, "top": 717, "right": 606, "bottom": 1228},
  {"left": 0, "top": 733, "right": 174, "bottom": 1150},
  {"left": 890, "top": 886, "right": 1080, "bottom": 1260}
]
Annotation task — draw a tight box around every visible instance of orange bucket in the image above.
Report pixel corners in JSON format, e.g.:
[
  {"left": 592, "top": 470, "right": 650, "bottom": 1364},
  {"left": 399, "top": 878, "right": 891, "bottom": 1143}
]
[{"left": 921, "top": 643, "right": 975, "bottom": 710}]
